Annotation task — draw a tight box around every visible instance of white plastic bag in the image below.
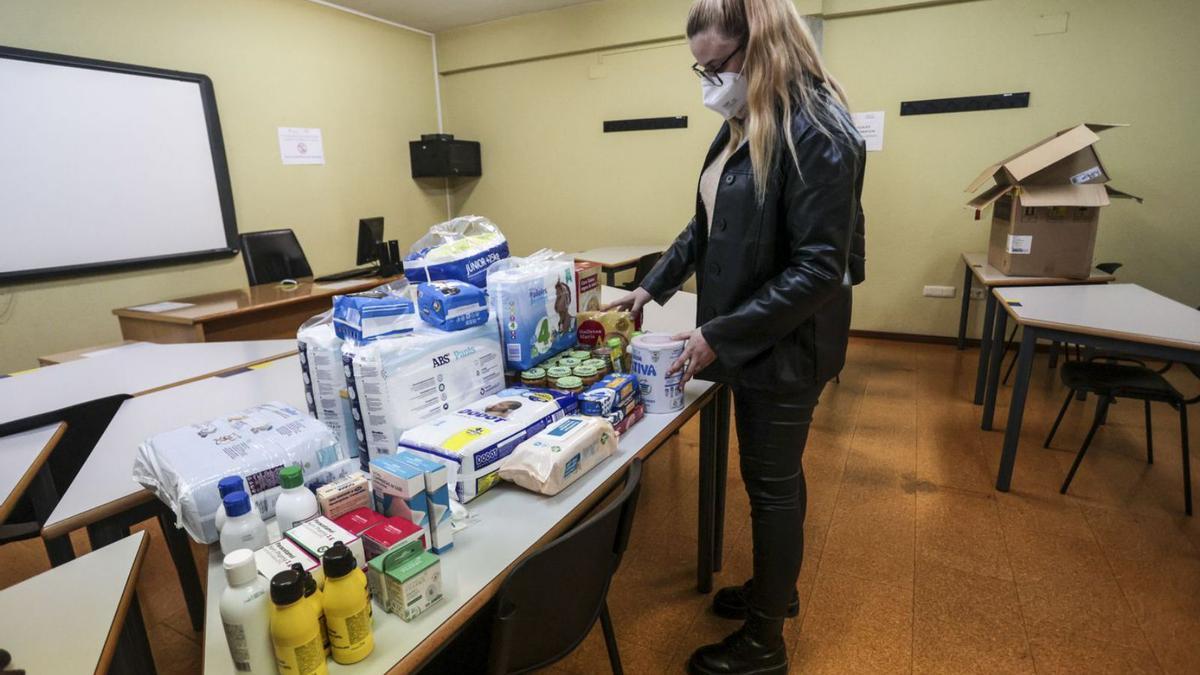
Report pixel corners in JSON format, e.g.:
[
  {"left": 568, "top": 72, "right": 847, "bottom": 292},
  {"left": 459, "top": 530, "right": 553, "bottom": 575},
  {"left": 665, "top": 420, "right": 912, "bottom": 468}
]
[
  {"left": 298, "top": 311, "right": 357, "bottom": 458},
  {"left": 405, "top": 216, "right": 510, "bottom": 287},
  {"left": 486, "top": 250, "right": 577, "bottom": 370}
]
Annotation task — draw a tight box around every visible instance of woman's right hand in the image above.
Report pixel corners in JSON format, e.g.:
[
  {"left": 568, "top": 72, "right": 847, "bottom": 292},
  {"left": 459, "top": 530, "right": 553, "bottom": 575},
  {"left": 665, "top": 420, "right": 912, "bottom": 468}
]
[{"left": 604, "top": 287, "right": 652, "bottom": 316}]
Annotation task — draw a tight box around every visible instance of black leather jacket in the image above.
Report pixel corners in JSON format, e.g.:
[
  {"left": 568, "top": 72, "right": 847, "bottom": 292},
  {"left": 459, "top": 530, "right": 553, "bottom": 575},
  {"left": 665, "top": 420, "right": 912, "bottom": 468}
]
[{"left": 640, "top": 101, "right": 866, "bottom": 392}]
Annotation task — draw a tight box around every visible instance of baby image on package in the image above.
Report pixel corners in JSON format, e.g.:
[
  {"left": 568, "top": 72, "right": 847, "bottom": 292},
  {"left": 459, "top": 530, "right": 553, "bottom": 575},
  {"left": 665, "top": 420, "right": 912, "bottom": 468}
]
[{"left": 487, "top": 251, "right": 577, "bottom": 371}]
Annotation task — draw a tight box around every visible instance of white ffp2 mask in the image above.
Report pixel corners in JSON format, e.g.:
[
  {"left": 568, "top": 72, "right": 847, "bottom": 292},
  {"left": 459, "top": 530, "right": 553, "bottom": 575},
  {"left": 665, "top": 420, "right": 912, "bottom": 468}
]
[{"left": 701, "top": 73, "right": 748, "bottom": 120}]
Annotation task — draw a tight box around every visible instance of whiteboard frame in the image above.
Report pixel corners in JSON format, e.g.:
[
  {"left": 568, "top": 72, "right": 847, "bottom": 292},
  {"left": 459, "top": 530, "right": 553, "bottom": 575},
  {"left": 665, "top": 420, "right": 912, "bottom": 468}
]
[{"left": 0, "top": 45, "right": 239, "bottom": 285}]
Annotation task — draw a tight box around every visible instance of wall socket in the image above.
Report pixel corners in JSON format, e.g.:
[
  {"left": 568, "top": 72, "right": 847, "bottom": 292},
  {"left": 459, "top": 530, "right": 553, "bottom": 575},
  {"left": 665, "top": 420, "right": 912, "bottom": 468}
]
[
  {"left": 923, "top": 285, "right": 957, "bottom": 299},
  {"left": 970, "top": 288, "right": 986, "bottom": 301}
]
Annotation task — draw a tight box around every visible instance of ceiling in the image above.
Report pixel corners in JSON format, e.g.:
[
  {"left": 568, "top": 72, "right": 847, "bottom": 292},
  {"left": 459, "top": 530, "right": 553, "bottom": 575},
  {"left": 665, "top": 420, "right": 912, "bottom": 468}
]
[{"left": 320, "top": 0, "right": 598, "bottom": 33}]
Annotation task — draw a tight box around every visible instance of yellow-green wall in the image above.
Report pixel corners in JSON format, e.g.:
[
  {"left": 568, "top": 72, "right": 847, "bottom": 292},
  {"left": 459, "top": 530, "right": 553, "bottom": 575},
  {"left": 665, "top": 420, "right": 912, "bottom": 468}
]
[
  {"left": 0, "top": 0, "right": 444, "bottom": 372},
  {"left": 439, "top": 0, "right": 1200, "bottom": 339}
]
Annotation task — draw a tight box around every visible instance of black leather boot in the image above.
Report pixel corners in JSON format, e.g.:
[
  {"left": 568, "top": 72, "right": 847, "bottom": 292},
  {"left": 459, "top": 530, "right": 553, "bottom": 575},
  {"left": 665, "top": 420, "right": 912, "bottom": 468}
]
[
  {"left": 712, "top": 579, "right": 800, "bottom": 620},
  {"left": 687, "top": 612, "right": 788, "bottom": 675}
]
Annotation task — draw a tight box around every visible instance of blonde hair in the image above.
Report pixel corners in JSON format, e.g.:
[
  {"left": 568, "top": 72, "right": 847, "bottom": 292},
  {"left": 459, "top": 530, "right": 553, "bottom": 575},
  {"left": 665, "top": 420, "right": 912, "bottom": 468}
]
[{"left": 688, "top": 0, "right": 856, "bottom": 201}]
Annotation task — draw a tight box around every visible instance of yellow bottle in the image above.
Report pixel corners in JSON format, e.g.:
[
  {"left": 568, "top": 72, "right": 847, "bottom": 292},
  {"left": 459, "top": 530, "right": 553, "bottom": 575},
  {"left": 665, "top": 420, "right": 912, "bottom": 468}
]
[
  {"left": 269, "top": 569, "right": 328, "bottom": 675},
  {"left": 321, "top": 541, "right": 375, "bottom": 664},
  {"left": 293, "top": 563, "right": 330, "bottom": 657}
]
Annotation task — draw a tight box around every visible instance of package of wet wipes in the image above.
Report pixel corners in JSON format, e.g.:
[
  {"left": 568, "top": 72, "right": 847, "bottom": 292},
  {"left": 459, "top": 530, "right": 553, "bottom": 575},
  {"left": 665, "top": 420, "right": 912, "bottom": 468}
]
[
  {"left": 297, "top": 312, "right": 357, "bottom": 458},
  {"left": 417, "top": 280, "right": 489, "bottom": 332},
  {"left": 487, "top": 251, "right": 577, "bottom": 371},
  {"left": 405, "top": 215, "right": 510, "bottom": 287},
  {"left": 499, "top": 416, "right": 617, "bottom": 496},
  {"left": 399, "top": 388, "right": 578, "bottom": 502}
]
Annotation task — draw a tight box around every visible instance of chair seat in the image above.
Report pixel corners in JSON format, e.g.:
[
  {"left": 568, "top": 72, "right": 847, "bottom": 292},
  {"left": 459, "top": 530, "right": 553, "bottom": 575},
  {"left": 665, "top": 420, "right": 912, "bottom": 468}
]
[{"left": 1061, "top": 362, "right": 1182, "bottom": 402}]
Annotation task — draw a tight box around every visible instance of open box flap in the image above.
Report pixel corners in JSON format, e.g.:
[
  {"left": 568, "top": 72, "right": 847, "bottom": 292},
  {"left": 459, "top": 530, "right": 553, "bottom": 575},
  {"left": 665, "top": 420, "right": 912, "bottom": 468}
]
[
  {"left": 1018, "top": 183, "right": 1110, "bottom": 207},
  {"left": 964, "top": 122, "right": 1129, "bottom": 191},
  {"left": 965, "top": 183, "right": 1014, "bottom": 211},
  {"left": 1105, "top": 185, "right": 1144, "bottom": 203}
]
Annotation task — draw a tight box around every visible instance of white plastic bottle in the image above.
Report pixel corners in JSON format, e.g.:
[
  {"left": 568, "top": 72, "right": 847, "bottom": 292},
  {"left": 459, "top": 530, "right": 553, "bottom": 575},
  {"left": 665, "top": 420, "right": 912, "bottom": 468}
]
[
  {"left": 275, "top": 465, "right": 319, "bottom": 532},
  {"left": 219, "top": 549, "right": 275, "bottom": 674},
  {"left": 214, "top": 475, "right": 245, "bottom": 533},
  {"left": 220, "top": 491, "right": 268, "bottom": 555}
]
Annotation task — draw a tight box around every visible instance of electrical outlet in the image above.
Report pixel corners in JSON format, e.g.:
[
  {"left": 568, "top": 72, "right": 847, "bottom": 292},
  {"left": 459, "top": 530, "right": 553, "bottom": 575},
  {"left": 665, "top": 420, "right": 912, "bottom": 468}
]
[
  {"left": 923, "top": 285, "right": 957, "bottom": 299},
  {"left": 970, "top": 288, "right": 986, "bottom": 301}
]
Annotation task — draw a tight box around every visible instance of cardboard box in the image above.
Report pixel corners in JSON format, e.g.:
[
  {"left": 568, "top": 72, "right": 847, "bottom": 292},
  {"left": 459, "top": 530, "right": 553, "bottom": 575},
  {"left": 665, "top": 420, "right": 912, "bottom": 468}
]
[
  {"left": 333, "top": 507, "right": 386, "bottom": 537},
  {"left": 965, "top": 123, "right": 1141, "bottom": 279},
  {"left": 362, "top": 517, "right": 426, "bottom": 561},
  {"left": 284, "top": 516, "right": 366, "bottom": 570},
  {"left": 315, "top": 473, "right": 372, "bottom": 520},
  {"left": 367, "top": 540, "right": 443, "bottom": 621},
  {"left": 369, "top": 455, "right": 431, "bottom": 541},
  {"left": 255, "top": 538, "right": 322, "bottom": 586},
  {"left": 395, "top": 451, "right": 454, "bottom": 553},
  {"left": 574, "top": 261, "right": 602, "bottom": 312}
]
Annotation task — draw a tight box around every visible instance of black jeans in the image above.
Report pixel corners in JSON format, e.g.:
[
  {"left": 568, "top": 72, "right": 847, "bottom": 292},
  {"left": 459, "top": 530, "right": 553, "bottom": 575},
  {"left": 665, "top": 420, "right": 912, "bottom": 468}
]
[{"left": 733, "top": 383, "right": 824, "bottom": 621}]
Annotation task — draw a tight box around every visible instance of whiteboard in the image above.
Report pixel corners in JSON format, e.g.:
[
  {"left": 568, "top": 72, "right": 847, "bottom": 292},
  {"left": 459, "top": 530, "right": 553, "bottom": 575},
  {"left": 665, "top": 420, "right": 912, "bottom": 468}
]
[{"left": 0, "top": 47, "right": 238, "bottom": 283}]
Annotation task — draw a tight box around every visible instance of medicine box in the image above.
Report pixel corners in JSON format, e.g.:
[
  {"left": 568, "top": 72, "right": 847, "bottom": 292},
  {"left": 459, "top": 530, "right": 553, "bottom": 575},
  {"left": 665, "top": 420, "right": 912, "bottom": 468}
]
[
  {"left": 367, "top": 540, "right": 443, "bottom": 622},
  {"left": 362, "top": 517, "right": 426, "bottom": 562},
  {"left": 395, "top": 451, "right": 454, "bottom": 553},
  {"left": 333, "top": 507, "right": 386, "bottom": 537},
  {"left": 284, "top": 516, "right": 366, "bottom": 570},
  {"left": 370, "top": 455, "right": 431, "bottom": 541},
  {"left": 315, "top": 472, "right": 372, "bottom": 520},
  {"left": 255, "top": 539, "right": 322, "bottom": 586}
]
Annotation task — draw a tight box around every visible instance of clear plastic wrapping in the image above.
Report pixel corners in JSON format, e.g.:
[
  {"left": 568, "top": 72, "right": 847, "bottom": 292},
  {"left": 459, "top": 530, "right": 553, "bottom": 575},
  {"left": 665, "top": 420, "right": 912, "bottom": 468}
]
[
  {"left": 486, "top": 250, "right": 578, "bottom": 370},
  {"left": 297, "top": 311, "right": 358, "bottom": 458},
  {"left": 405, "top": 215, "right": 510, "bottom": 287}
]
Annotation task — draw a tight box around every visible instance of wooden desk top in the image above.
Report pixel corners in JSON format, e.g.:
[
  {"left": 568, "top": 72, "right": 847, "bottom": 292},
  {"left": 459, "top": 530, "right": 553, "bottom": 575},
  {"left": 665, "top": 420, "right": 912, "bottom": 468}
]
[
  {"left": 0, "top": 530, "right": 147, "bottom": 674},
  {"left": 0, "top": 423, "right": 66, "bottom": 523},
  {"left": 38, "top": 341, "right": 144, "bottom": 366},
  {"left": 995, "top": 284, "right": 1200, "bottom": 352},
  {"left": 112, "top": 276, "right": 399, "bottom": 325},
  {"left": 574, "top": 245, "right": 665, "bottom": 269},
  {"left": 962, "top": 252, "right": 1115, "bottom": 287}
]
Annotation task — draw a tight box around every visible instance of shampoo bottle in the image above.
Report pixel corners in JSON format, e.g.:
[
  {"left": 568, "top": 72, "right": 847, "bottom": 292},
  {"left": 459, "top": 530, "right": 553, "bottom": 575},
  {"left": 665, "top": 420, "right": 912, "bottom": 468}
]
[
  {"left": 321, "top": 542, "right": 374, "bottom": 664},
  {"left": 220, "top": 491, "right": 268, "bottom": 556},
  {"left": 214, "top": 475, "right": 245, "bottom": 533},
  {"left": 269, "top": 569, "right": 328, "bottom": 675},
  {"left": 275, "top": 466, "right": 319, "bottom": 531},
  {"left": 219, "top": 549, "right": 274, "bottom": 674}
]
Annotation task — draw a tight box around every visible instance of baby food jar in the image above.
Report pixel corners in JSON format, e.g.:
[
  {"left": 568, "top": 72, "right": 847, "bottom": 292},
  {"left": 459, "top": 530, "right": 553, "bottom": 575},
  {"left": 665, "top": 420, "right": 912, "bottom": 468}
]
[
  {"left": 573, "top": 365, "right": 600, "bottom": 387},
  {"left": 558, "top": 357, "right": 582, "bottom": 370},
  {"left": 583, "top": 358, "right": 610, "bottom": 376},
  {"left": 555, "top": 376, "right": 584, "bottom": 394},
  {"left": 546, "top": 366, "right": 572, "bottom": 383},
  {"left": 521, "top": 368, "right": 547, "bottom": 389},
  {"left": 569, "top": 350, "right": 592, "bottom": 362}
]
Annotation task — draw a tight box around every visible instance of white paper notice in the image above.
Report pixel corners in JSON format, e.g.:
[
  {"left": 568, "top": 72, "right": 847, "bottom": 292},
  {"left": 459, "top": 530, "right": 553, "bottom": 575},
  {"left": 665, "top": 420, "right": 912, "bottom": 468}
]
[
  {"left": 852, "top": 111, "right": 885, "bottom": 152},
  {"left": 278, "top": 127, "right": 325, "bottom": 165},
  {"left": 129, "top": 301, "right": 195, "bottom": 313}
]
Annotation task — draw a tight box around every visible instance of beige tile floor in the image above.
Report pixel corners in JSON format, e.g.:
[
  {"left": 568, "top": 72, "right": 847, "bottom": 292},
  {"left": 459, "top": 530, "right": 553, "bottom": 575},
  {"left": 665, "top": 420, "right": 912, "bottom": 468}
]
[{"left": 3, "top": 338, "right": 1198, "bottom": 674}]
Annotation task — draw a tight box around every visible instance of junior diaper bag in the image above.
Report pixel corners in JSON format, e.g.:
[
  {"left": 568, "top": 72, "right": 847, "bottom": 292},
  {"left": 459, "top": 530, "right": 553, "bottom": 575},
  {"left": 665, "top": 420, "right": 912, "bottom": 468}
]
[{"left": 405, "top": 216, "right": 510, "bottom": 287}]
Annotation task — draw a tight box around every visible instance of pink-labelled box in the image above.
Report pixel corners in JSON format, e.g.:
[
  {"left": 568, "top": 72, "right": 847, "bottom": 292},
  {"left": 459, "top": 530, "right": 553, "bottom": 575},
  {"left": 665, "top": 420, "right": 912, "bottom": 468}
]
[
  {"left": 362, "top": 517, "right": 427, "bottom": 562},
  {"left": 333, "top": 507, "right": 386, "bottom": 537}
]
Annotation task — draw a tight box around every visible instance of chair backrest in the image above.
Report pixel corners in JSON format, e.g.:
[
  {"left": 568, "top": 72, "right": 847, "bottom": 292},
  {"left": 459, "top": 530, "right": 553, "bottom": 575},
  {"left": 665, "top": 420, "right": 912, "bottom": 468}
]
[
  {"left": 626, "top": 252, "right": 663, "bottom": 290},
  {"left": 487, "top": 459, "right": 644, "bottom": 675},
  {"left": 238, "top": 229, "right": 313, "bottom": 286}
]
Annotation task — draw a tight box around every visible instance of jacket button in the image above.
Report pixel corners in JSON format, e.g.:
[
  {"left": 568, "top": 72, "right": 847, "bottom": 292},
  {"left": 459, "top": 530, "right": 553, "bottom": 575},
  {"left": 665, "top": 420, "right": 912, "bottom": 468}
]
[
  {"left": 717, "top": 218, "right": 727, "bottom": 232},
  {"left": 724, "top": 174, "right": 735, "bottom": 185},
  {"left": 708, "top": 262, "right": 721, "bottom": 277}
]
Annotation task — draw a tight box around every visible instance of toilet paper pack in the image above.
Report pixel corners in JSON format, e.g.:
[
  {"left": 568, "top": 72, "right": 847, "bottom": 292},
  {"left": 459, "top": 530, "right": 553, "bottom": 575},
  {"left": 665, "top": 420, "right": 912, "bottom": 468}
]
[
  {"left": 298, "top": 313, "right": 358, "bottom": 458},
  {"left": 487, "top": 251, "right": 577, "bottom": 371}
]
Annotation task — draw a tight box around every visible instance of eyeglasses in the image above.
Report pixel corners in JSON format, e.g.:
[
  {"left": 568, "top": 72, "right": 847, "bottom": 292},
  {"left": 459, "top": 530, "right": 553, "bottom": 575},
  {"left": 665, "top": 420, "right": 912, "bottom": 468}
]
[{"left": 691, "top": 44, "right": 744, "bottom": 86}]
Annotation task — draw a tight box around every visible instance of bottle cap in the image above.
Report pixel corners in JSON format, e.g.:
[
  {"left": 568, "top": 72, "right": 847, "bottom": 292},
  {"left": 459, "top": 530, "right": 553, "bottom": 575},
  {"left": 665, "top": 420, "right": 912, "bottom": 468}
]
[
  {"left": 222, "top": 549, "right": 258, "bottom": 587},
  {"left": 223, "top": 491, "right": 252, "bottom": 518},
  {"left": 217, "top": 476, "right": 244, "bottom": 498},
  {"left": 607, "top": 337, "right": 623, "bottom": 348},
  {"left": 279, "top": 465, "right": 304, "bottom": 490},
  {"left": 322, "top": 541, "right": 358, "bottom": 579},
  {"left": 270, "top": 569, "right": 305, "bottom": 605},
  {"left": 291, "top": 563, "right": 317, "bottom": 596}
]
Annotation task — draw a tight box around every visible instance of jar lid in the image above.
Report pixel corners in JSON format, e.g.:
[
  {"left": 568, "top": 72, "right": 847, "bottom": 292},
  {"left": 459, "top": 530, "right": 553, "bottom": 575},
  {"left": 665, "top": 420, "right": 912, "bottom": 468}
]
[
  {"left": 521, "top": 368, "right": 546, "bottom": 379},
  {"left": 559, "top": 358, "right": 581, "bottom": 368},
  {"left": 584, "top": 359, "right": 608, "bottom": 369},
  {"left": 556, "top": 376, "right": 583, "bottom": 389},
  {"left": 547, "top": 366, "right": 572, "bottom": 378},
  {"left": 569, "top": 350, "right": 591, "bottom": 361},
  {"left": 573, "top": 366, "right": 598, "bottom": 377},
  {"left": 606, "top": 337, "right": 623, "bottom": 348}
]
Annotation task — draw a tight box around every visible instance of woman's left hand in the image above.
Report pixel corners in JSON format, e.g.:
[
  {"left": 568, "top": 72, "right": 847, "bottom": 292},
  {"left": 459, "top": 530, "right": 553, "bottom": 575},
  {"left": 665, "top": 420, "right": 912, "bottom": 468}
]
[{"left": 667, "top": 328, "right": 717, "bottom": 386}]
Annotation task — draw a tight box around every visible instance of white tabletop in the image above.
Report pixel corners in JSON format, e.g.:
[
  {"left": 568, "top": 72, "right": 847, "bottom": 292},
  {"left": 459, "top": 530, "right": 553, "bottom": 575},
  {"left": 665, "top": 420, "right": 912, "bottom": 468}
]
[
  {"left": 962, "top": 252, "right": 1115, "bottom": 287},
  {"left": 0, "top": 423, "right": 65, "bottom": 522},
  {"left": 600, "top": 285, "right": 696, "bottom": 334},
  {"left": 0, "top": 530, "right": 146, "bottom": 674},
  {"left": 42, "top": 357, "right": 307, "bottom": 537},
  {"left": 573, "top": 245, "right": 665, "bottom": 267},
  {"left": 995, "top": 284, "right": 1200, "bottom": 352},
  {"left": 0, "top": 340, "right": 297, "bottom": 427}
]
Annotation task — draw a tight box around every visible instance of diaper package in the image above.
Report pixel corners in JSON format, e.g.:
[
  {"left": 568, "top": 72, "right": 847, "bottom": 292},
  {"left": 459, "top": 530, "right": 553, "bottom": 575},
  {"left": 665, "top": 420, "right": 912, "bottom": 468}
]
[
  {"left": 332, "top": 280, "right": 417, "bottom": 344},
  {"left": 499, "top": 416, "right": 617, "bottom": 496},
  {"left": 487, "top": 251, "right": 578, "bottom": 371},
  {"left": 132, "top": 402, "right": 354, "bottom": 544},
  {"left": 297, "top": 312, "right": 357, "bottom": 458},
  {"left": 343, "top": 320, "right": 506, "bottom": 470},
  {"left": 399, "top": 388, "right": 578, "bottom": 502},
  {"left": 417, "top": 280, "right": 489, "bottom": 332},
  {"left": 578, "top": 373, "right": 640, "bottom": 416},
  {"left": 405, "top": 215, "right": 510, "bottom": 287}
]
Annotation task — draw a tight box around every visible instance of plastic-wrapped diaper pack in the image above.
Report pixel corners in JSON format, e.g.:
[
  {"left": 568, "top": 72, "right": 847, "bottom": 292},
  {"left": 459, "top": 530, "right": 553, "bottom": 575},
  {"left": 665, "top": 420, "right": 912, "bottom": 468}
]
[
  {"left": 487, "top": 251, "right": 577, "bottom": 371},
  {"left": 132, "top": 402, "right": 355, "bottom": 544},
  {"left": 417, "top": 280, "right": 489, "bottom": 332},
  {"left": 398, "top": 388, "right": 578, "bottom": 502},
  {"left": 342, "top": 320, "right": 506, "bottom": 469},
  {"left": 405, "top": 216, "right": 510, "bottom": 287},
  {"left": 297, "top": 312, "right": 357, "bottom": 458},
  {"left": 499, "top": 416, "right": 617, "bottom": 496},
  {"left": 332, "top": 280, "right": 417, "bottom": 344}
]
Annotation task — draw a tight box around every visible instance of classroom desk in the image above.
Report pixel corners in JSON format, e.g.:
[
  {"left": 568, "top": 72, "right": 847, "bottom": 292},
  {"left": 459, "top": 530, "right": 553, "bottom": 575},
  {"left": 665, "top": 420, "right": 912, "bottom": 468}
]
[
  {"left": 574, "top": 245, "right": 665, "bottom": 286},
  {"left": 982, "top": 284, "right": 1200, "bottom": 492},
  {"left": 38, "top": 340, "right": 144, "bottom": 366},
  {"left": 958, "top": 252, "right": 1115, "bottom": 406},
  {"left": 0, "top": 530, "right": 151, "bottom": 674},
  {"left": 0, "top": 423, "right": 66, "bottom": 524},
  {"left": 112, "top": 276, "right": 396, "bottom": 343}
]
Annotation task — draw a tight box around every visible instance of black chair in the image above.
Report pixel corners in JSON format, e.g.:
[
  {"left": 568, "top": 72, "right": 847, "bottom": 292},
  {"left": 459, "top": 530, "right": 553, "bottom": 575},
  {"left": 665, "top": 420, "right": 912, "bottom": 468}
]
[
  {"left": 238, "top": 229, "right": 313, "bottom": 286},
  {"left": 487, "top": 459, "right": 644, "bottom": 674},
  {"left": 1044, "top": 357, "right": 1197, "bottom": 515},
  {"left": 619, "top": 253, "right": 663, "bottom": 291}
]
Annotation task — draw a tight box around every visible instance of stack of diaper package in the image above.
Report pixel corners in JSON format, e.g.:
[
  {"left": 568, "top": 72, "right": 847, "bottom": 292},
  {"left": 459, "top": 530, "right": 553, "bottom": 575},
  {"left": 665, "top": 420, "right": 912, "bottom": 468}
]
[
  {"left": 297, "top": 311, "right": 358, "bottom": 459},
  {"left": 486, "top": 250, "right": 578, "bottom": 371}
]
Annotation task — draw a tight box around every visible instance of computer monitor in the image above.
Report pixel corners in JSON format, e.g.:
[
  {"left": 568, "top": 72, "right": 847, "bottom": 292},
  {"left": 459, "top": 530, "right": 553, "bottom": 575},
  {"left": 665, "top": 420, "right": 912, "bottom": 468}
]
[{"left": 355, "top": 217, "right": 385, "bottom": 266}]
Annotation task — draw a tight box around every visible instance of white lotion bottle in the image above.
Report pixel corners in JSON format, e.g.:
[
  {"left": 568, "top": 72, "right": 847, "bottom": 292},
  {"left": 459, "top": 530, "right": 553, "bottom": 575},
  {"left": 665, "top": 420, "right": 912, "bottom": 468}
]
[
  {"left": 214, "top": 475, "right": 245, "bottom": 533},
  {"left": 220, "top": 491, "right": 268, "bottom": 556},
  {"left": 274, "top": 465, "right": 319, "bottom": 532},
  {"left": 219, "top": 549, "right": 275, "bottom": 674}
]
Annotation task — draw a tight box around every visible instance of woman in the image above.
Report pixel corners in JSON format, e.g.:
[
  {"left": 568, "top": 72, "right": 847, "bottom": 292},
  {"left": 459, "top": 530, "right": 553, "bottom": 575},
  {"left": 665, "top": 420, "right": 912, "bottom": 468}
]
[{"left": 608, "top": 1, "right": 865, "bottom": 673}]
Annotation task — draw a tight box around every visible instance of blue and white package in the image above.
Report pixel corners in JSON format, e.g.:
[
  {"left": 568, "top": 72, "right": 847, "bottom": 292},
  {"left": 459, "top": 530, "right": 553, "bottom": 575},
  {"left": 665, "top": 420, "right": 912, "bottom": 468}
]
[
  {"left": 297, "top": 312, "right": 357, "bottom": 458},
  {"left": 417, "top": 280, "right": 489, "bottom": 332},
  {"left": 399, "top": 388, "right": 578, "bottom": 502},
  {"left": 342, "top": 320, "right": 506, "bottom": 471},
  {"left": 405, "top": 216, "right": 509, "bottom": 287},
  {"left": 486, "top": 251, "right": 577, "bottom": 371},
  {"left": 369, "top": 454, "right": 430, "bottom": 542},
  {"left": 333, "top": 283, "right": 417, "bottom": 344},
  {"left": 395, "top": 451, "right": 454, "bottom": 553}
]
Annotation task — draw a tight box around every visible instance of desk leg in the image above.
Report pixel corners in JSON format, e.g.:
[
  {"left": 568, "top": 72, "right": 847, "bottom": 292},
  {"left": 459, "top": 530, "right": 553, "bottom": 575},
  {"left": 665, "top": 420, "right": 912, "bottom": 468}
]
[
  {"left": 973, "top": 291, "right": 997, "bottom": 405},
  {"left": 158, "top": 505, "right": 205, "bottom": 633},
  {"left": 997, "top": 329, "right": 1038, "bottom": 492},
  {"left": 957, "top": 263, "right": 973, "bottom": 350},
  {"left": 605, "top": 268, "right": 617, "bottom": 287},
  {"left": 982, "top": 307, "right": 1008, "bottom": 431},
  {"left": 713, "top": 388, "right": 731, "bottom": 573},
  {"left": 697, "top": 396, "right": 717, "bottom": 594},
  {"left": 29, "top": 465, "right": 74, "bottom": 566}
]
